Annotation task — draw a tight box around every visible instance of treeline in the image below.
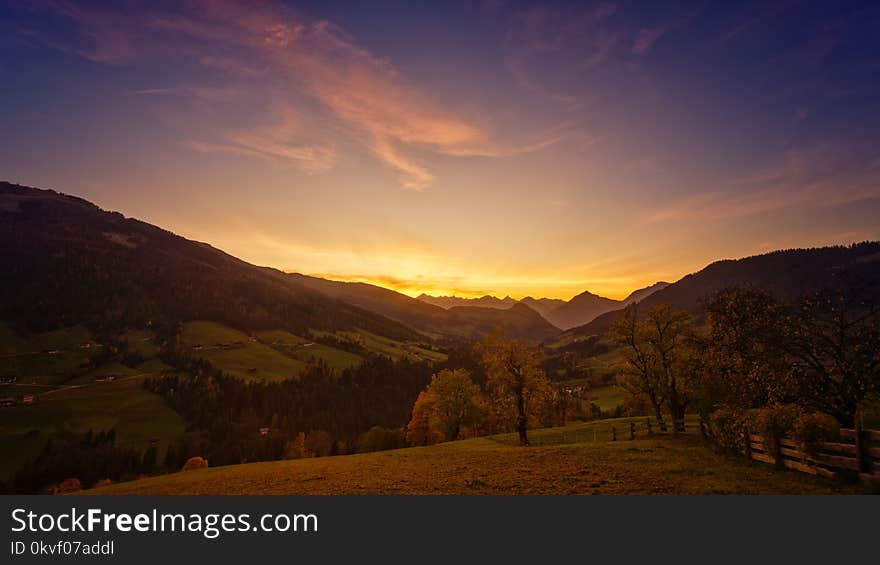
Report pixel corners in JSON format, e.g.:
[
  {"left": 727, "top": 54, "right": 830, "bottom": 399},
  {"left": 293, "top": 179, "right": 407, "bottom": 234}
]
[
  {"left": 144, "top": 352, "right": 435, "bottom": 466},
  {"left": 6, "top": 429, "right": 157, "bottom": 494}
]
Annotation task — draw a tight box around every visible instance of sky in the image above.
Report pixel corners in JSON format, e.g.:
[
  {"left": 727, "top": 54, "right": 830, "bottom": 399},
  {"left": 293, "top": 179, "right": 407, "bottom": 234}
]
[{"left": 1, "top": 1, "right": 879, "bottom": 300}]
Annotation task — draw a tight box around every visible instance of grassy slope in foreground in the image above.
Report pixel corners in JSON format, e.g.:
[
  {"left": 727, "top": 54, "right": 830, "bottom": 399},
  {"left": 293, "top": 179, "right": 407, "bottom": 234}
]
[{"left": 87, "top": 433, "right": 863, "bottom": 495}]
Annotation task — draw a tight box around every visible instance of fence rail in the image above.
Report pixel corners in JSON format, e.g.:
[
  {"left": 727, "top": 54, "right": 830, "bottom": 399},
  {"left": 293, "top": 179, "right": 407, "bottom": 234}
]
[
  {"left": 492, "top": 414, "right": 880, "bottom": 485},
  {"left": 490, "top": 414, "right": 702, "bottom": 447},
  {"left": 743, "top": 427, "right": 880, "bottom": 485}
]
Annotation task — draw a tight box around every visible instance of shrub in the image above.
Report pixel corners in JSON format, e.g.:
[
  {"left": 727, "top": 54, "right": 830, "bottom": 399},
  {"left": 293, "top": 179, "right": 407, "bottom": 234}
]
[
  {"left": 181, "top": 456, "right": 208, "bottom": 471},
  {"left": 284, "top": 433, "right": 306, "bottom": 459},
  {"left": 748, "top": 404, "right": 803, "bottom": 462},
  {"left": 708, "top": 407, "right": 748, "bottom": 453},
  {"left": 792, "top": 412, "right": 839, "bottom": 456},
  {"left": 356, "top": 426, "right": 406, "bottom": 453},
  {"left": 93, "top": 478, "right": 113, "bottom": 489},
  {"left": 57, "top": 477, "right": 82, "bottom": 493},
  {"left": 303, "top": 430, "right": 333, "bottom": 458}
]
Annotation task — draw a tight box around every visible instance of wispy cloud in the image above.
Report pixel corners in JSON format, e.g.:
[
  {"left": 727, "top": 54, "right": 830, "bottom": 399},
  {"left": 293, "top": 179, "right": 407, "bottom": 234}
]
[
  {"left": 644, "top": 144, "right": 880, "bottom": 223},
  {"left": 722, "top": 0, "right": 801, "bottom": 43},
  {"left": 632, "top": 27, "right": 666, "bottom": 55},
  {"left": 632, "top": 3, "right": 704, "bottom": 56},
  {"left": 27, "top": 0, "right": 558, "bottom": 190},
  {"left": 501, "top": 3, "right": 618, "bottom": 108}
]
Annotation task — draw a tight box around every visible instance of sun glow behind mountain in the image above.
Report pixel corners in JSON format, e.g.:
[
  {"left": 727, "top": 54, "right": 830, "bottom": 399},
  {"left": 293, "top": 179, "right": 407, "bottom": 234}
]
[{"left": 303, "top": 272, "right": 643, "bottom": 302}]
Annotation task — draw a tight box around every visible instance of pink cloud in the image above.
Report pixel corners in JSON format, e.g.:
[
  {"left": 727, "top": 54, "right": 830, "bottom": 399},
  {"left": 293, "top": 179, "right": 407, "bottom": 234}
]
[
  {"left": 632, "top": 27, "right": 666, "bottom": 55},
  {"left": 32, "top": 0, "right": 559, "bottom": 190}
]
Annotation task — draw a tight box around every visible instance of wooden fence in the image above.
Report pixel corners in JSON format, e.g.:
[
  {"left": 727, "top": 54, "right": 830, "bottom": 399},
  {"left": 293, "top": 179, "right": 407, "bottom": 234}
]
[
  {"left": 744, "top": 427, "right": 880, "bottom": 485},
  {"left": 492, "top": 416, "right": 880, "bottom": 484},
  {"left": 492, "top": 414, "right": 702, "bottom": 446}
]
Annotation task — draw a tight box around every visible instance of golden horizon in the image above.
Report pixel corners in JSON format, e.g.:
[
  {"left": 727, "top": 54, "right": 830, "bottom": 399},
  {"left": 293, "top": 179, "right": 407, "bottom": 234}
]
[{"left": 301, "top": 272, "right": 656, "bottom": 302}]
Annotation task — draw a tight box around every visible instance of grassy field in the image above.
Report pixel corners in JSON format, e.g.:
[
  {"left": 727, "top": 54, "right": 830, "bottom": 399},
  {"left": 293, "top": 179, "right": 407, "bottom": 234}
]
[
  {"left": 0, "top": 374, "right": 186, "bottom": 479},
  {"left": 124, "top": 329, "right": 159, "bottom": 358},
  {"left": 255, "top": 330, "right": 362, "bottom": 373},
  {"left": 181, "top": 321, "right": 308, "bottom": 382},
  {"left": 576, "top": 346, "right": 628, "bottom": 385},
  {"left": 587, "top": 385, "right": 625, "bottom": 412},
  {"left": 330, "top": 329, "right": 447, "bottom": 363},
  {"left": 86, "top": 420, "right": 865, "bottom": 495},
  {"left": 0, "top": 324, "right": 100, "bottom": 385}
]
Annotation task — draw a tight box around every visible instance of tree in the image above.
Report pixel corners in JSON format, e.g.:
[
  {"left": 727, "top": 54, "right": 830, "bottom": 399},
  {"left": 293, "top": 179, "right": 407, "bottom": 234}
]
[
  {"left": 406, "top": 391, "right": 441, "bottom": 446},
  {"left": 405, "top": 369, "right": 484, "bottom": 444},
  {"left": 611, "top": 304, "right": 695, "bottom": 432},
  {"left": 482, "top": 336, "right": 550, "bottom": 446},
  {"left": 428, "top": 369, "right": 485, "bottom": 441},
  {"left": 611, "top": 305, "right": 666, "bottom": 431},
  {"left": 788, "top": 287, "right": 880, "bottom": 428},
  {"left": 701, "top": 286, "right": 795, "bottom": 413}
]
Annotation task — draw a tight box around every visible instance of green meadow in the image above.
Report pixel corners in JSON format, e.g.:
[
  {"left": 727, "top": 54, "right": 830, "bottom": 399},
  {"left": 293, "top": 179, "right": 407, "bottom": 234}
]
[
  {"left": 0, "top": 324, "right": 99, "bottom": 385},
  {"left": 330, "top": 329, "right": 447, "bottom": 363},
  {"left": 254, "top": 330, "right": 362, "bottom": 373},
  {"left": 181, "top": 321, "right": 308, "bottom": 381}
]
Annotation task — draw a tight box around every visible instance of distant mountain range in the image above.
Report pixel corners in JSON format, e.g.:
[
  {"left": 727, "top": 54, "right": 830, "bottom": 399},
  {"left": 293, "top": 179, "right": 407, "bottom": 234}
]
[
  {"left": 417, "top": 281, "right": 670, "bottom": 330},
  {"left": 291, "top": 275, "right": 560, "bottom": 342}
]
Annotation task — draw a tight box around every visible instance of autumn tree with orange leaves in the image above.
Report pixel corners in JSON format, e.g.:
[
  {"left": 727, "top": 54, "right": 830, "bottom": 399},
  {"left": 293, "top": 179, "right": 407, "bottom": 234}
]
[{"left": 482, "top": 335, "right": 550, "bottom": 446}]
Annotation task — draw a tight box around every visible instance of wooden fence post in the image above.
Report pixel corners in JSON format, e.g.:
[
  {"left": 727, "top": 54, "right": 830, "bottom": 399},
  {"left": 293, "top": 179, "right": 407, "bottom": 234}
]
[
  {"left": 675, "top": 417, "right": 685, "bottom": 434},
  {"left": 855, "top": 418, "right": 872, "bottom": 474},
  {"left": 646, "top": 418, "right": 652, "bottom": 434},
  {"left": 612, "top": 426, "right": 617, "bottom": 441},
  {"left": 743, "top": 425, "right": 752, "bottom": 459},
  {"left": 630, "top": 421, "right": 635, "bottom": 440}
]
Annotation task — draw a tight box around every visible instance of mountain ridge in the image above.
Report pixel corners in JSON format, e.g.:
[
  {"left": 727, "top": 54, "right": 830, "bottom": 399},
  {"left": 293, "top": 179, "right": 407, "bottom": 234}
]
[
  {"left": 561, "top": 243, "right": 880, "bottom": 340},
  {"left": 292, "top": 274, "right": 560, "bottom": 342},
  {"left": 0, "top": 181, "right": 560, "bottom": 343},
  {"left": 416, "top": 282, "right": 670, "bottom": 330},
  {"left": 0, "top": 181, "right": 420, "bottom": 341}
]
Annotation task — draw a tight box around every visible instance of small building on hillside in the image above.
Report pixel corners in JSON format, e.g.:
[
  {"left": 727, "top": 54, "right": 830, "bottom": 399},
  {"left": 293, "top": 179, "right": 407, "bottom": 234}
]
[
  {"left": 0, "top": 375, "right": 17, "bottom": 385},
  {"left": 22, "top": 394, "right": 35, "bottom": 405}
]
